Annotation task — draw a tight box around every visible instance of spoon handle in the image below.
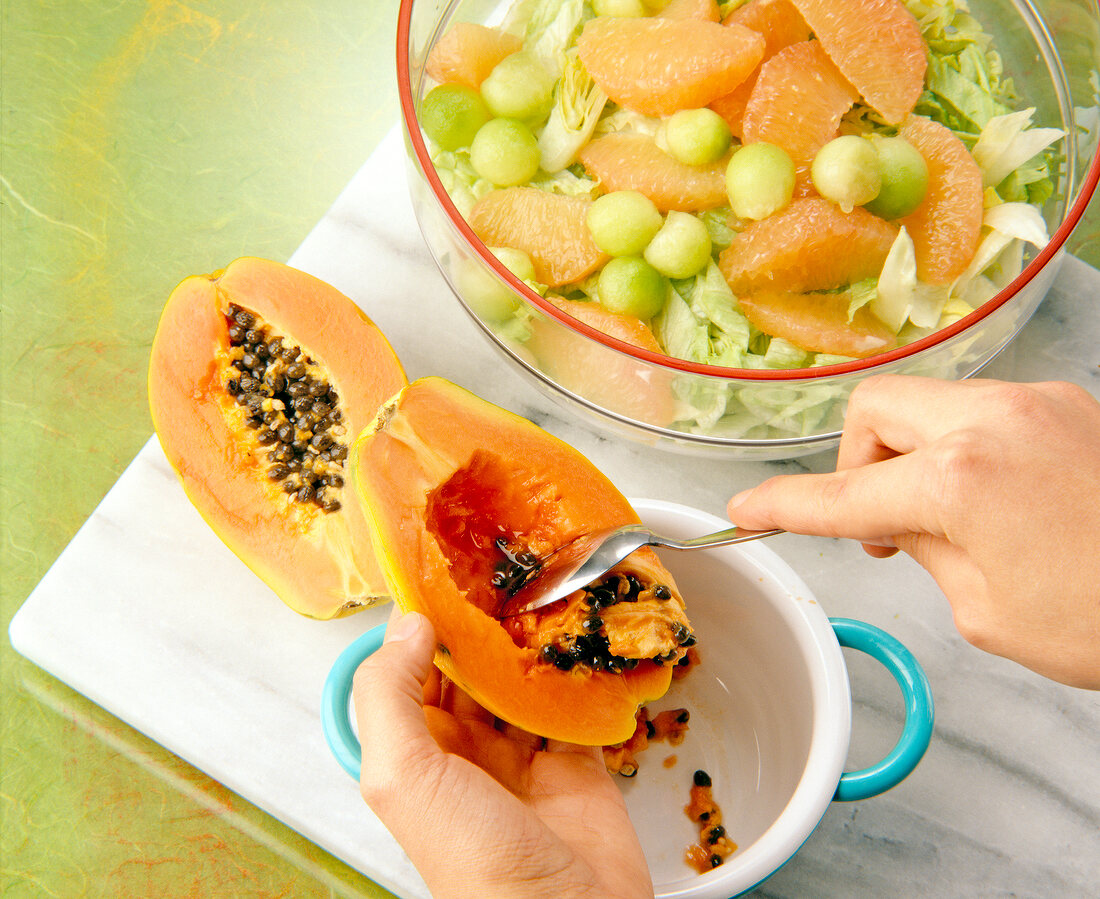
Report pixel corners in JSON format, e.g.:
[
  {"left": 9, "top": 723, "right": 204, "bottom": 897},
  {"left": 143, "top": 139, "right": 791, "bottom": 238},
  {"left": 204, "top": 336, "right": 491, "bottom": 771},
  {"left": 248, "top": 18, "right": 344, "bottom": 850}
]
[{"left": 655, "top": 525, "right": 784, "bottom": 550}]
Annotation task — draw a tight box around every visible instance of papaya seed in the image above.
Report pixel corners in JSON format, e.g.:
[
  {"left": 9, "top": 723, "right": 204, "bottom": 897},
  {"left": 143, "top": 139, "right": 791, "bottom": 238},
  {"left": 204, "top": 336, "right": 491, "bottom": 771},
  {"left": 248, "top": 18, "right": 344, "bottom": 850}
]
[{"left": 222, "top": 304, "right": 349, "bottom": 515}]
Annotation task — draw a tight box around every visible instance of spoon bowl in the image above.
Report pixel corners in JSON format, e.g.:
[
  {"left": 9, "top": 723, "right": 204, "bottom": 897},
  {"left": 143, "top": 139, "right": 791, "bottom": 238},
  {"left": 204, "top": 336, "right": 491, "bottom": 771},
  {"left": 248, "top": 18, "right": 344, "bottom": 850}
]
[{"left": 498, "top": 521, "right": 784, "bottom": 618}]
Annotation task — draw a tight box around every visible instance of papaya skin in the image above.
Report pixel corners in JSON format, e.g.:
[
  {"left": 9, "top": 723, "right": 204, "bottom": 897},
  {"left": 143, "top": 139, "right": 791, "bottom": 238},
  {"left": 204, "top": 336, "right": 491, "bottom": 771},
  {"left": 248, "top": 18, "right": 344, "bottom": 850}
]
[
  {"left": 148, "top": 257, "right": 407, "bottom": 618},
  {"left": 351, "top": 376, "right": 691, "bottom": 745}
]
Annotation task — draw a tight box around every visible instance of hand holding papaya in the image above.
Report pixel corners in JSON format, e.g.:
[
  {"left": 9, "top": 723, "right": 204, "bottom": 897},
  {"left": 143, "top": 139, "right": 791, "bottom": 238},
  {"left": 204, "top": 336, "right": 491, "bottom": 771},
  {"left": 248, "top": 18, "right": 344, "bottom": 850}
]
[
  {"left": 727, "top": 375, "right": 1100, "bottom": 689},
  {"left": 352, "top": 607, "right": 653, "bottom": 899}
]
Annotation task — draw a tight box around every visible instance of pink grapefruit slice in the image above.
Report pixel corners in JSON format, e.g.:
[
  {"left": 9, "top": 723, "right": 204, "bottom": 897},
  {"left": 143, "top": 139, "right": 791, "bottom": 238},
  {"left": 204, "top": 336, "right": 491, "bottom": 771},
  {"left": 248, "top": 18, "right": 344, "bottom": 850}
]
[
  {"left": 576, "top": 16, "right": 764, "bottom": 117},
  {"left": 719, "top": 197, "right": 898, "bottom": 294},
  {"left": 577, "top": 132, "right": 730, "bottom": 212},
  {"left": 789, "top": 0, "right": 927, "bottom": 124},
  {"left": 898, "top": 115, "right": 984, "bottom": 284}
]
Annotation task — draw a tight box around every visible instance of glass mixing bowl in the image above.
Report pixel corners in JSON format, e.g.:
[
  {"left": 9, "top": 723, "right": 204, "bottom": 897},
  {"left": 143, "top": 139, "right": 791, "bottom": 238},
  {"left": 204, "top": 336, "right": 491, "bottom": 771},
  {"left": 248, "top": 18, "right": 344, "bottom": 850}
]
[{"left": 398, "top": 0, "right": 1099, "bottom": 459}]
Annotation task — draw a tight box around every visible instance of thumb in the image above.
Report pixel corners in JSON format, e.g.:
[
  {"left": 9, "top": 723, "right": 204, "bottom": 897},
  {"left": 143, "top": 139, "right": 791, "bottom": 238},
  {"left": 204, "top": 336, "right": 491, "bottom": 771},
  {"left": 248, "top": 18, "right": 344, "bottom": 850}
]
[{"left": 352, "top": 609, "right": 440, "bottom": 799}]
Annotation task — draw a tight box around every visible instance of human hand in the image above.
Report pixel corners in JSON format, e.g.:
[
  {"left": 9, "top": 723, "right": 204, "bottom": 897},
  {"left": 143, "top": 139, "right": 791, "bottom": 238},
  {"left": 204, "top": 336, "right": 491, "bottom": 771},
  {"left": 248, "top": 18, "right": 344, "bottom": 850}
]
[
  {"left": 727, "top": 375, "right": 1100, "bottom": 689},
  {"left": 352, "top": 606, "right": 653, "bottom": 899}
]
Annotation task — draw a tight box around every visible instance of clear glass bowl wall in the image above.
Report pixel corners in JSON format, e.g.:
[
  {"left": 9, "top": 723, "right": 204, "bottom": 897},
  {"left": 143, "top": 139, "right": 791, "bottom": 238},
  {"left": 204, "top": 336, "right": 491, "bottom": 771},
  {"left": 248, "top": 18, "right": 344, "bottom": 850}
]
[{"left": 398, "top": 0, "right": 1100, "bottom": 459}]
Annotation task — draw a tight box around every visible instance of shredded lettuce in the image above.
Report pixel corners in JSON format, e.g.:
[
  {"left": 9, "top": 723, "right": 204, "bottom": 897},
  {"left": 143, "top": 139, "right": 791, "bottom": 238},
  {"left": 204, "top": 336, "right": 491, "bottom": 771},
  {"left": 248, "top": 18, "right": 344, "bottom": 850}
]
[
  {"left": 845, "top": 278, "right": 878, "bottom": 322},
  {"left": 763, "top": 338, "right": 809, "bottom": 369},
  {"left": 431, "top": 149, "right": 493, "bottom": 218},
  {"left": 594, "top": 106, "right": 663, "bottom": 138},
  {"left": 528, "top": 164, "right": 600, "bottom": 197},
  {"left": 653, "top": 283, "right": 710, "bottom": 364},
  {"left": 687, "top": 262, "right": 753, "bottom": 352},
  {"left": 699, "top": 207, "right": 737, "bottom": 251},
  {"left": 907, "top": 0, "right": 1014, "bottom": 132},
  {"left": 973, "top": 108, "right": 1065, "bottom": 187},
  {"left": 521, "top": 0, "right": 589, "bottom": 75},
  {"left": 953, "top": 200, "right": 1051, "bottom": 297},
  {"left": 538, "top": 50, "right": 607, "bottom": 172},
  {"left": 872, "top": 228, "right": 920, "bottom": 332}
]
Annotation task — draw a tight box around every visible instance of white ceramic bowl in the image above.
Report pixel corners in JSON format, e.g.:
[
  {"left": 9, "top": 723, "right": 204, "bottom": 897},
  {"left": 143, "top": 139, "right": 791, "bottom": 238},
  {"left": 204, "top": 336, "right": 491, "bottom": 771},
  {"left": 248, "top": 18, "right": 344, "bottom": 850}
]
[{"left": 323, "top": 498, "right": 933, "bottom": 896}]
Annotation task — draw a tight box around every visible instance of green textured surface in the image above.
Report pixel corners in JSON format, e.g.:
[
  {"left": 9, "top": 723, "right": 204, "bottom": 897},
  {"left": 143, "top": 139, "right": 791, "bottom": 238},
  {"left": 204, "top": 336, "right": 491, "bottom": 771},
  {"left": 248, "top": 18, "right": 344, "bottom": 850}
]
[
  {"left": 2, "top": 1, "right": 399, "bottom": 895},
  {"left": 2, "top": 0, "right": 1099, "bottom": 896}
]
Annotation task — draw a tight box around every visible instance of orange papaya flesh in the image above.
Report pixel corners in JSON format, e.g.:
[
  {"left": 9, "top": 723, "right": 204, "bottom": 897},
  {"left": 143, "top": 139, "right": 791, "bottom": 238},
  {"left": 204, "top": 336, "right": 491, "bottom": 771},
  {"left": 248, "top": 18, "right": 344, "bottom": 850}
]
[
  {"left": 148, "top": 257, "right": 407, "bottom": 619},
  {"left": 351, "top": 376, "right": 694, "bottom": 745}
]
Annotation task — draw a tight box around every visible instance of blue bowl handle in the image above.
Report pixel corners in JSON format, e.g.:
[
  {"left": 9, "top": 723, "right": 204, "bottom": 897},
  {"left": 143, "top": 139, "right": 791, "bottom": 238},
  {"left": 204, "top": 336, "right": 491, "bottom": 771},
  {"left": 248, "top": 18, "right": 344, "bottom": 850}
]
[
  {"left": 830, "top": 617, "right": 934, "bottom": 802},
  {"left": 321, "top": 622, "right": 387, "bottom": 779}
]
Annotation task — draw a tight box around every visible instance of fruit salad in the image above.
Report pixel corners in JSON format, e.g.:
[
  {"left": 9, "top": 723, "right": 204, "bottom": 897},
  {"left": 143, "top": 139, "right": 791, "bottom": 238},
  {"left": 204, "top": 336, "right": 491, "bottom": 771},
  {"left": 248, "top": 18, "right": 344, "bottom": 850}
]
[{"left": 417, "top": 0, "right": 1065, "bottom": 437}]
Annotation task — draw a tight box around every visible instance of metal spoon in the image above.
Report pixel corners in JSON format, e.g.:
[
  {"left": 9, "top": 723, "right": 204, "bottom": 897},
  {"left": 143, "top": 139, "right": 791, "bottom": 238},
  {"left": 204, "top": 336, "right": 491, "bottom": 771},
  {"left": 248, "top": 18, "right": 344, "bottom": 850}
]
[{"left": 497, "top": 522, "right": 783, "bottom": 618}]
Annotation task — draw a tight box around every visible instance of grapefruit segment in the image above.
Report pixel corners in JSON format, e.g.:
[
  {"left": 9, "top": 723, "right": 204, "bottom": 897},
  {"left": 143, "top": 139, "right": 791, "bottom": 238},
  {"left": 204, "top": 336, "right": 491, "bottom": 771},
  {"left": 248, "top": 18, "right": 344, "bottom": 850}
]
[
  {"left": 468, "top": 188, "right": 609, "bottom": 288},
  {"left": 527, "top": 296, "right": 678, "bottom": 426},
  {"left": 576, "top": 16, "right": 764, "bottom": 117},
  {"left": 577, "top": 132, "right": 730, "bottom": 212},
  {"left": 725, "top": 0, "right": 811, "bottom": 56},
  {"left": 425, "top": 23, "right": 522, "bottom": 90},
  {"left": 898, "top": 115, "right": 984, "bottom": 284},
  {"left": 738, "top": 289, "right": 898, "bottom": 357},
  {"left": 741, "top": 41, "right": 859, "bottom": 191},
  {"left": 789, "top": 0, "right": 927, "bottom": 124},
  {"left": 719, "top": 197, "right": 898, "bottom": 293},
  {"left": 710, "top": 0, "right": 813, "bottom": 137}
]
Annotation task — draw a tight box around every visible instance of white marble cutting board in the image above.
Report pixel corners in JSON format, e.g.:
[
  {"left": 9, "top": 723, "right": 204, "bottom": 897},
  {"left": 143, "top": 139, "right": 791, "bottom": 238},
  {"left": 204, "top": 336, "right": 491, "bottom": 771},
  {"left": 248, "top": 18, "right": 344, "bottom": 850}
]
[{"left": 11, "top": 128, "right": 1100, "bottom": 898}]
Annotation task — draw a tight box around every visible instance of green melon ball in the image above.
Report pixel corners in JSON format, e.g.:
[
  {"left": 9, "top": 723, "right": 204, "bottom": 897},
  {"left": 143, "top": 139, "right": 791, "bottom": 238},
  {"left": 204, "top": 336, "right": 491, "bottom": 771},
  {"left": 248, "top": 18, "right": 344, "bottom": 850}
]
[
  {"left": 597, "top": 257, "right": 667, "bottom": 320},
  {"left": 479, "top": 51, "right": 555, "bottom": 124},
  {"left": 864, "top": 135, "right": 930, "bottom": 219},
  {"left": 643, "top": 211, "right": 712, "bottom": 279},
  {"left": 586, "top": 191, "right": 664, "bottom": 256},
  {"left": 419, "top": 83, "right": 492, "bottom": 151},
  {"left": 664, "top": 108, "right": 733, "bottom": 167},
  {"left": 725, "top": 142, "right": 796, "bottom": 221},
  {"left": 458, "top": 247, "right": 537, "bottom": 322},
  {"left": 470, "top": 118, "right": 541, "bottom": 187},
  {"left": 811, "top": 135, "right": 882, "bottom": 213}
]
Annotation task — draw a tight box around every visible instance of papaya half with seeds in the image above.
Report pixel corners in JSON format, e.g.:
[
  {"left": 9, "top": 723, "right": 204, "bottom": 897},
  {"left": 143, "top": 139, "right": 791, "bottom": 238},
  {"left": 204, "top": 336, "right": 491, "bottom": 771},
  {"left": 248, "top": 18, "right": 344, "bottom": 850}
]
[
  {"left": 351, "top": 376, "right": 695, "bottom": 745},
  {"left": 148, "top": 257, "right": 407, "bottom": 618}
]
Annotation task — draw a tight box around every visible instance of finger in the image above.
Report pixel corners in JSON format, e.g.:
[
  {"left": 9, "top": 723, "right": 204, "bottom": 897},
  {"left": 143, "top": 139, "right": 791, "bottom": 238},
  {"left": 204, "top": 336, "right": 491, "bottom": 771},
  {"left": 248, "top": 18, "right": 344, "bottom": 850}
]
[
  {"left": 441, "top": 677, "right": 496, "bottom": 727},
  {"left": 728, "top": 448, "right": 947, "bottom": 542},
  {"left": 352, "top": 611, "right": 441, "bottom": 799},
  {"left": 497, "top": 720, "right": 548, "bottom": 752},
  {"left": 838, "top": 375, "right": 1008, "bottom": 470},
  {"left": 893, "top": 532, "right": 993, "bottom": 649},
  {"left": 422, "top": 664, "right": 443, "bottom": 709},
  {"left": 427, "top": 709, "right": 533, "bottom": 794},
  {"left": 863, "top": 543, "right": 899, "bottom": 558},
  {"left": 544, "top": 739, "right": 603, "bottom": 764}
]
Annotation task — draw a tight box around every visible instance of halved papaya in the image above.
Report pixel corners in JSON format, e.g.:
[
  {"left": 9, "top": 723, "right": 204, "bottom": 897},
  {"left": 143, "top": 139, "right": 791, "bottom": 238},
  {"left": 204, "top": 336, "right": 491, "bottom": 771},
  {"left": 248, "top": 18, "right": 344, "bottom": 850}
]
[
  {"left": 148, "top": 257, "right": 407, "bottom": 618},
  {"left": 351, "top": 377, "right": 695, "bottom": 745}
]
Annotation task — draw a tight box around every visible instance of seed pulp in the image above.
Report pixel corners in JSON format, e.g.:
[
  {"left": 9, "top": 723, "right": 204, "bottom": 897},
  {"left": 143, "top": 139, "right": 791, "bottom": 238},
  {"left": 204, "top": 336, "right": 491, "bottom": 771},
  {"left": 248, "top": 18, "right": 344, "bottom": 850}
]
[{"left": 223, "top": 304, "right": 347, "bottom": 513}]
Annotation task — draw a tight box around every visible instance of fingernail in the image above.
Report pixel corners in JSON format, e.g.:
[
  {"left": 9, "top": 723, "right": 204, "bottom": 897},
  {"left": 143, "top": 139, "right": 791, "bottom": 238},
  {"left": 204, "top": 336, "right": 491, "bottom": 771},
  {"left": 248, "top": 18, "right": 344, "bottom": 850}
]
[
  {"left": 728, "top": 489, "right": 752, "bottom": 510},
  {"left": 384, "top": 611, "right": 423, "bottom": 644}
]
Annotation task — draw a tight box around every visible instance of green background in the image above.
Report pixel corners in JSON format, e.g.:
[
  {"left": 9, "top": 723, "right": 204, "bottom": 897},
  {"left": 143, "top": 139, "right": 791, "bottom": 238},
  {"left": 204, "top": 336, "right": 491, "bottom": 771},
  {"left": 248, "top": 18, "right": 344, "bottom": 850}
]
[
  {"left": 2, "top": 1, "right": 401, "bottom": 895},
  {"left": 1, "top": 1, "right": 1097, "bottom": 896}
]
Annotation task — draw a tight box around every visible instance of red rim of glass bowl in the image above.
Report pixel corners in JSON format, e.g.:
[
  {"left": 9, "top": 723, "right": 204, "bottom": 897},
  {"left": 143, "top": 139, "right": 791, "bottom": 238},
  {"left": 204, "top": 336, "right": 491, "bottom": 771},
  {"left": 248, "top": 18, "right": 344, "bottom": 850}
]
[{"left": 395, "top": 0, "right": 1100, "bottom": 383}]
